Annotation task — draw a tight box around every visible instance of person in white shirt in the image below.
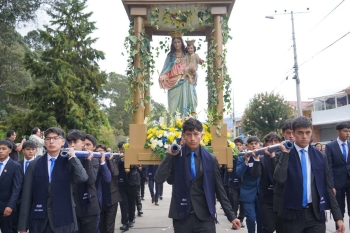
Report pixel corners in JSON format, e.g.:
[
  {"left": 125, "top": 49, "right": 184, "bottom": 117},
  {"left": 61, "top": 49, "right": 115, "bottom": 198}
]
[{"left": 29, "top": 127, "right": 45, "bottom": 156}]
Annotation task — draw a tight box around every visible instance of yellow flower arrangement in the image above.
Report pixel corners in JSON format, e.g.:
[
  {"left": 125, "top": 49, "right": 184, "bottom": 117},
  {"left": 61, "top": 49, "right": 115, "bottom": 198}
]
[{"left": 143, "top": 117, "right": 238, "bottom": 159}]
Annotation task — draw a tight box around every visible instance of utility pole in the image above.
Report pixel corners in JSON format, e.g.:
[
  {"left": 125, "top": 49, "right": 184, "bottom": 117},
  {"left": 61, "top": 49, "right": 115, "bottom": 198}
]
[
  {"left": 266, "top": 9, "right": 308, "bottom": 116},
  {"left": 291, "top": 11, "right": 303, "bottom": 116}
]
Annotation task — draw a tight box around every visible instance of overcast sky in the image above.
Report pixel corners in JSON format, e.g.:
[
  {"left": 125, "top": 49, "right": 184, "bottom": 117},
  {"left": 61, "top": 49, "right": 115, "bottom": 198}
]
[{"left": 19, "top": 0, "right": 350, "bottom": 121}]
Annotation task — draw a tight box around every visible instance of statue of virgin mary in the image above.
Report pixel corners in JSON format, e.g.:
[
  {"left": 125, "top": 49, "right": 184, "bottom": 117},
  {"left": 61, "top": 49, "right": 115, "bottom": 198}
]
[{"left": 159, "top": 31, "right": 198, "bottom": 117}]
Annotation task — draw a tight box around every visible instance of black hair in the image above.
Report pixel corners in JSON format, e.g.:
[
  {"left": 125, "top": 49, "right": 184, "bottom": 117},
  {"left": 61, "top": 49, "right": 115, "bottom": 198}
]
[
  {"left": 314, "top": 142, "right": 321, "bottom": 147},
  {"left": 234, "top": 138, "right": 244, "bottom": 144},
  {"left": 6, "top": 130, "right": 15, "bottom": 138},
  {"left": 292, "top": 116, "right": 312, "bottom": 131},
  {"left": 66, "top": 129, "right": 86, "bottom": 142},
  {"left": 22, "top": 140, "right": 38, "bottom": 149},
  {"left": 44, "top": 127, "right": 65, "bottom": 138},
  {"left": 85, "top": 134, "right": 97, "bottom": 146},
  {"left": 182, "top": 118, "right": 203, "bottom": 133},
  {"left": 170, "top": 37, "right": 186, "bottom": 55},
  {"left": 31, "top": 127, "right": 40, "bottom": 135},
  {"left": 281, "top": 118, "right": 293, "bottom": 132},
  {"left": 336, "top": 122, "right": 350, "bottom": 131},
  {"left": 247, "top": 136, "right": 260, "bottom": 144},
  {"left": 0, "top": 140, "right": 13, "bottom": 149},
  {"left": 118, "top": 141, "right": 126, "bottom": 149},
  {"left": 96, "top": 144, "right": 107, "bottom": 152},
  {"left": 264, "top": 132, "right": 281, "bottom": 143}
]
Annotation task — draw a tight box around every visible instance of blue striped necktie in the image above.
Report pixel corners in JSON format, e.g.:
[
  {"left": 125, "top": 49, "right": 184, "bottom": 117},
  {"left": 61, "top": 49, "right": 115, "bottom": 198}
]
[
  {"left": 300, "top": 149, "right": 308, "bottom": 207},
  {"left": 190, "top": 151, "right": 196, "bottom": 180},
  {"left": 0, "top": 162, "right": 3, "bottom": 174}
]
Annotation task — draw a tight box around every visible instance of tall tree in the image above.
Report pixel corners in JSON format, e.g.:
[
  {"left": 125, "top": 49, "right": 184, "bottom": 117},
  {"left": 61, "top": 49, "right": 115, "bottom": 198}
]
[
  {"left": 8, "top": 0, "right": 109, "bottom": 137},
  {"left": 242, "top": 92, "right": 293, "bottom": 139},
  {"left": 0, "top": 28, "right": 33, "bottom": 122}
]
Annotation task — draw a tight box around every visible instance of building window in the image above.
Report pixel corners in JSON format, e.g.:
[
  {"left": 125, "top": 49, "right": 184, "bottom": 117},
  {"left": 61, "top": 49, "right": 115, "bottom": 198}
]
[
  {"left": 325, "top": 97, "right": 336, "bottom": 110},
  {"left": 337, "top": 95, "right": 347, "bottom": 107},
  {"left": 314, "top": 99, "right": 325, "bottom": 111}
]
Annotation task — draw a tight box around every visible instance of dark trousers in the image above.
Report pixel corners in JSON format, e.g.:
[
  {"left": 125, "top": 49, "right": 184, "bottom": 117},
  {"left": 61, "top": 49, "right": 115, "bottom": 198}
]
[
  {"left": 140, "top": 177, "right": 146, "bottom": 197},
  {"left": 283, "top": 207, "right": 325, "bottom": 233},
  {"left": 335, "top": 176, "right": 350, "bottom": 229},
  {"left": 120, "top": 186, "right": 137, "bottom": 225},
  {"left": 99, "top": 203, "right": 118, "bottom": 233},
  {"left": 77, "top": 214, "right": 98, "bottom": 233},
  {"left": 43, "top": 221, "right": 54, "bottom": 233},
  {"left": 229, "top": 186, "right": 245, "bottom": 222},
  {"left": 0, "top": 215, "right": 13, "bottom": 233},
  {"left": 274, "top": 212, "right": 285, "bottom": 233},
  {"left": 260, "top": 203, "right": 275, "bottom": 233},
  {"left": 148, "top": 178, "right": 160, "bottom": 202},
  {"left": 11, "top": 209, "right": 19, "bottom": 233},
  {"left": 242, "top": 196, "right": 262, "bottom": 233},
  {"left": 159, "top": 183, "right": 163, "bottom": 197},
  {"left": 173, "top": 213, "right": 216, "bottom": 233},
  {"left": 136, "top": 185, "right": 142, "bottom": 212}
]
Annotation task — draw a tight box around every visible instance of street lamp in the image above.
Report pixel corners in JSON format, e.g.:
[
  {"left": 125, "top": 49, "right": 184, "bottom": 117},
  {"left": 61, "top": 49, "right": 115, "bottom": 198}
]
[{"left": 266, "top": 11, "right": 303, "bottom": 116}]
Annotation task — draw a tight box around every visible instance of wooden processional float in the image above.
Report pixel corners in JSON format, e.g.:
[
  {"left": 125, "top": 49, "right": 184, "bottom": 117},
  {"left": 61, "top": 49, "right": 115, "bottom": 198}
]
[{"left": 121, "top": 0, "right": 237, "bottom": 172}]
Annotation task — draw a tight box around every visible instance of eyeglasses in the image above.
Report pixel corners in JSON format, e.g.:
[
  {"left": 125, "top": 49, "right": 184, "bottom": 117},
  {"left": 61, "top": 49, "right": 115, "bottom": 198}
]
[{"left": 44, "top": 136, "right": 62, "bottom": 142}]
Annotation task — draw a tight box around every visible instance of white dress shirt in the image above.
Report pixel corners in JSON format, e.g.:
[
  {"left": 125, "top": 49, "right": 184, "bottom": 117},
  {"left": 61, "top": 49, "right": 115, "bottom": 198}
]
[
  {"left": 294, "top": 143, "right": 312, "bottom": 204},
  {"left": 47, "top": 154, "right": 59, "bottom": 182},
  {"left": 0, "top": 156, "right": 10, "bottom": 176},
  {"left": 23, "top": 157, "right": 35, "bottom": 174},
  {"left": 337, "top": 138, "right": 348, "bottom": 161}
]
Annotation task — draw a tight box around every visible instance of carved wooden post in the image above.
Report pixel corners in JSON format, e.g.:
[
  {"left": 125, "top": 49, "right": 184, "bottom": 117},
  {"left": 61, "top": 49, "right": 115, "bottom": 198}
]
[
  {"left": 133, "top": 15, "right": 145, "bottom": 124},
  {"left": 210, "top": 6, "right": 233, "bottom": 172},
  {"left": 126, "top": 7, "right": 148, "bottom": 172}
]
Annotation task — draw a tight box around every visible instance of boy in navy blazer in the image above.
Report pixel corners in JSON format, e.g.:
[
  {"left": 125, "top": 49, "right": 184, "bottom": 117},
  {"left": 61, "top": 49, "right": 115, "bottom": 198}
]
[
  {"left": 236, "top": 136, "right": 262, "bottom": 233},
  {"left": 0, "top": 139, "right": 23, "bottom": 233},
  {"left": 325, "top": 122, "right": 350, "bottom": 229}
]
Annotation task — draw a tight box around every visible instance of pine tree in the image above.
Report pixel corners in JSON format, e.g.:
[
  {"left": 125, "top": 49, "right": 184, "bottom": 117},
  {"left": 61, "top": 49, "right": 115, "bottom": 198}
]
[{"left": 9, "top": 0, "right": 109, "bottom": 136}]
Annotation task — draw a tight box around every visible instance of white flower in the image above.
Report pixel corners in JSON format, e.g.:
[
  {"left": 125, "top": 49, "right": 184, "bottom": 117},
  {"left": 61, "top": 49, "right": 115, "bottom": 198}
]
[
  {"left": 279, "top": 118, "right": 282, "bottom": 120},
  {"left": 259, "top": 106, "right": 262, "bottom": 108},
  {"left": 157, "top": 140, "right": 163, "bottom": 146},
  {"left": 159, "top": 117, "right": 165, "bottom": 125},
  {"left": 275, "top": 120, "right": 278, "bottom": 122},
  {"left": 164, "top": 144, "right": 169, "bottom": 149},
  {"left": 151, "top": 143, "right": 157, "bottom": 149},
  {"left": 265, "top": 121, "right": 268, "bottom": 123},
  {"left": 163, "top": 131, "right": 168, "bottom": 137},
  {"left": 260, "top": 116, "right": 263, "bottom": 119}
]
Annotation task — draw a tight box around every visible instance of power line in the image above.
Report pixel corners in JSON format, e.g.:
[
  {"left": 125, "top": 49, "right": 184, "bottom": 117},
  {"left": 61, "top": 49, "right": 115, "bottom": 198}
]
[
  {"left": 300, "top": 30, "right": 350, "bottom": 68},
  {"left": 308, "top": 0, "right": 345, "bottom": 32}
]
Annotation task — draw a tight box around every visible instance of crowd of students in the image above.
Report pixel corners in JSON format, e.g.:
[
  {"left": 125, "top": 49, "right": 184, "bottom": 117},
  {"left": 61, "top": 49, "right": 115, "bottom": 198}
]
[{"left": 0, "top": 117, "right": 349, "bottom": 233}]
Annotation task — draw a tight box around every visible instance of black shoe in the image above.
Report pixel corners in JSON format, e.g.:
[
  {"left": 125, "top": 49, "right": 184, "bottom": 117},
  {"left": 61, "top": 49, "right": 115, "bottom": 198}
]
[
  {"left": 120, "top": 225, "right": 129, "bottom": 231},
  {"left": 141, "top": 196, "right": 145, "bottom": 200},
  {"left": 128, "top": 222, "right": 134, "bottom": 228},
  {"left": 160, "top": 196, "right": 163, "bottom": 200},
  {"left": 240, "top": 220, "right": 245, "bottom": 228},
  {"left": 132, "top": 219, "right": 135, "bottom": 223},
  {"left": 138, "top": 211, "right": 143, "bottom": 216}
]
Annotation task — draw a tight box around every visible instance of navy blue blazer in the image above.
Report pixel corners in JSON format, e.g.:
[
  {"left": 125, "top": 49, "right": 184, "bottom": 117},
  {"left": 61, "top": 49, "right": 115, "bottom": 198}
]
[
  {"left": 236, "top": 156, "right": 261, "bottom": 202},
  {"left": 95, "top": 163, "right": 112, "bottom": 207},
  {"left": 0, "top": 158, "right": 23, "bottom": 213},
  {"left": 326, "top": 140, "right": 350, "bottom": 189}
]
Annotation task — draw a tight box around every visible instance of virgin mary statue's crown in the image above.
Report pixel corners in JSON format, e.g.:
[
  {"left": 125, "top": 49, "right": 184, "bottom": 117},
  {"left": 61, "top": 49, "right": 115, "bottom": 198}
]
[{"left": 169, "top": 30, "right": 184, "bottom": 38}]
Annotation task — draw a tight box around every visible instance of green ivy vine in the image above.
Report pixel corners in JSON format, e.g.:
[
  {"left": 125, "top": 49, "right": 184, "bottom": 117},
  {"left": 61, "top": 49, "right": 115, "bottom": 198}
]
[{"left": 123, "top": 20, "right": 155, "bottom": 112}]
